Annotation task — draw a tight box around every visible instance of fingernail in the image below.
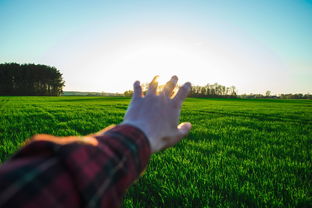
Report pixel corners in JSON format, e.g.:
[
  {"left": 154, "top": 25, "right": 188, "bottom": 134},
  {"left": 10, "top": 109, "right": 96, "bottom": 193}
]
[
  {"left": 184, "top": 82, "right": 191, "bottom": 89},
  {"left": 171, "top": 75, "right": 178, "bottom": 81},
  {"left": 170, "top": 76, "right": 178, "bottom": 86},
  {"left": 134, "top": 81, "right": 140, "bottom": 86},
  {"left": 178, "top": 122, "right": 192, "bottom": 134},
  {"left": 152, "top": 75, "right": 159, "bottom": 82}
]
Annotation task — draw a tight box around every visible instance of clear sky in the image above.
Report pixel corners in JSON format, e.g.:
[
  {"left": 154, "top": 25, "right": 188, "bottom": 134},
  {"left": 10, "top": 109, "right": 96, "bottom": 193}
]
[{"left": 1, "top": 0, "right": 311, "bottom": 94}]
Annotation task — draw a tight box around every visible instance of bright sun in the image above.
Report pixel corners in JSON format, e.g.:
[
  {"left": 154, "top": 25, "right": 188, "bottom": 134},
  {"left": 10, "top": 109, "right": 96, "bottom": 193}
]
[
  {"left": 43, "top": 25, "right": 290, "bottom": 94},
  {"left": 106, "top": 39, "right": 211, "bottom": 87}
]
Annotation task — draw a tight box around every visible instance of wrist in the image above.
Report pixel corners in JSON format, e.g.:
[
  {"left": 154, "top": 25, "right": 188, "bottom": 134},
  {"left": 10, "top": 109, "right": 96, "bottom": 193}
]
[{"left": 121, "top": 121, "right": 156, "bottom": 152}]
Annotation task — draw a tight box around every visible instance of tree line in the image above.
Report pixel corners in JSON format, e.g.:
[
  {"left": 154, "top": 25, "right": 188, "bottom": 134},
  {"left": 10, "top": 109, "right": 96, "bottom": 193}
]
[
  {"left": 1, "top": 63, "right": 309, "bottom": 99},
  {"left": 124, "top": 83, "right": 311, "bottom": 99},
  {"left": 124, "top": 83, "right": 238, "bottom": 98},
  {"left": 239, "top": 93, "right": 312, "bottom": 99},
  {"left": 0, "top": 63, "right": 65, "bottom": 96},
  {"left": 189, "top": 83, "right": 237, "bottom": 98}
]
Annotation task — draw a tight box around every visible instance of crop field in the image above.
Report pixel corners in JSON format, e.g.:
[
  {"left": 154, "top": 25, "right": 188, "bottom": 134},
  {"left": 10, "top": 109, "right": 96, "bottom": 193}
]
[{"left": 0, "top": 96, "right": 311, "bottom": 207}]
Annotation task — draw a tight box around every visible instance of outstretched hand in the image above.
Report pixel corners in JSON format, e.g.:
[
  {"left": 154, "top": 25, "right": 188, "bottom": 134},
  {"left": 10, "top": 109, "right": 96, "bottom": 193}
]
[{"left": 122, "top": 75, "right": 192, "bottom": 153}]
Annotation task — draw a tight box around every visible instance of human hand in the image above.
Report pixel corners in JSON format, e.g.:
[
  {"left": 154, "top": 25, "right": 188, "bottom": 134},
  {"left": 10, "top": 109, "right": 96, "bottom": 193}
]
[{"left": 122, "top": 75, "right": 192, "bottom": 153}]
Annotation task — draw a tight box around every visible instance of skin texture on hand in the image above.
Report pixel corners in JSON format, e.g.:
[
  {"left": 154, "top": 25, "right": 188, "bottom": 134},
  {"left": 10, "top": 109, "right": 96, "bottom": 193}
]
[{"left": 122, "top": 75, "right": 192, "bottom": 153}]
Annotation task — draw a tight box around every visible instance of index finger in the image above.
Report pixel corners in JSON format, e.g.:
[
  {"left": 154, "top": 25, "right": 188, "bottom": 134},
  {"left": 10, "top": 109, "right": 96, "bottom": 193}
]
[{"left": 172, "top": 82, "right": 191, "bottom": 106}]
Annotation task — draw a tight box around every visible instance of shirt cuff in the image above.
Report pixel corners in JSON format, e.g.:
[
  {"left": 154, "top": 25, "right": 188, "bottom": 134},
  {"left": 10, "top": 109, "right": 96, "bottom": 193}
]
[{"left": 97, "top": 124, "right": 152, "bottom": 175}]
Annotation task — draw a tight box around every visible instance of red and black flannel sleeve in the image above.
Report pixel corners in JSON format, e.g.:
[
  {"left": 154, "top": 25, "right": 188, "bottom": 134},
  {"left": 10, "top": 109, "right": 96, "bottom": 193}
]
[{"left": 0, "top": 124, "right": 151, "bottom": 208}]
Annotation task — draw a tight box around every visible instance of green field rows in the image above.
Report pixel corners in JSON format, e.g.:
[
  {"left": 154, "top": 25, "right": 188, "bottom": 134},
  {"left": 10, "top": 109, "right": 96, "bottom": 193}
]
[{"left": 0, "top": 97, "right": 311, "bottom": 207}]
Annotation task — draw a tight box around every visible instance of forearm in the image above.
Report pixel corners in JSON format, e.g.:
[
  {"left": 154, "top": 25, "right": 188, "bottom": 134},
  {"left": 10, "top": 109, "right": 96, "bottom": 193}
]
[
  {"left": 74, "top": 125, "right": 151, "bottom": 207},
  {"left": 0, "top": 125, "right": 151, "bottom": 208}
]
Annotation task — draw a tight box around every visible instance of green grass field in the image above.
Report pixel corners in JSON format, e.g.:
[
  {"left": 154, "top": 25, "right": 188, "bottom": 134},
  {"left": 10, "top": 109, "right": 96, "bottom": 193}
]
[{"left": 0, "top": 96, "right": 311, "bottom": 207}]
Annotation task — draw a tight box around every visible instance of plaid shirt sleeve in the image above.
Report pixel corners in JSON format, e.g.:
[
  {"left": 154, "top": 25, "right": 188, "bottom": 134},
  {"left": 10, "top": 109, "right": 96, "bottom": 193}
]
[{"left": 0, "top": 124, "right": 151, "bottom": 208}]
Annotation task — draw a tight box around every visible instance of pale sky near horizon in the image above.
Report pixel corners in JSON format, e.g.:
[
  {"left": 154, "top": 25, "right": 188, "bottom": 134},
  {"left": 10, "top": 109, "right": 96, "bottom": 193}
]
[{"left": 0, "top": 0, "right": 311, "bottom": 94}]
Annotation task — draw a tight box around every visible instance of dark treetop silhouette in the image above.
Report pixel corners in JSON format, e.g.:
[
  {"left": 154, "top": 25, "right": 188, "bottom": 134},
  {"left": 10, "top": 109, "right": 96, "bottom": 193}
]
[{"left": 0, "top": 63, "right": 65, "bottom": 96}]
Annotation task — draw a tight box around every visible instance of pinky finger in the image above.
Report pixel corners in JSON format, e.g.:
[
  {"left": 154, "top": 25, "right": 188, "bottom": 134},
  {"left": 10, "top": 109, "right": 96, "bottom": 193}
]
[{"left": 172, "top": 82, "right": 191, "bottom": 106}]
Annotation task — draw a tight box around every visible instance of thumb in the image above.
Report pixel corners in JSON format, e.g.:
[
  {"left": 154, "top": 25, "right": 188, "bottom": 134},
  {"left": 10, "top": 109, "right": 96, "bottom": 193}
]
[
  {"left": 160, "top": 122, "right": 192, "bottom": 151},
  {"left": 176, "top": 122, "right": 192, "bottom": 140}
]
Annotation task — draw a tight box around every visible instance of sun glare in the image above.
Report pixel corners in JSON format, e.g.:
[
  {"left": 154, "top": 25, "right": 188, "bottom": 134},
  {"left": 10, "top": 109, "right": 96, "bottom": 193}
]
[
  {"left": 41, "top": 24, "right": 291, "bottom": 94},
  {"left": 106, "top": 38, "right": 209, "bottom": 88}
]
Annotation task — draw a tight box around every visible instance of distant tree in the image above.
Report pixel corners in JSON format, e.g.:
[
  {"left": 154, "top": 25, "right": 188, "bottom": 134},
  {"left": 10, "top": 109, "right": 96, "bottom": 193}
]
[
  {"left": 123, "top": 90, "right": 133, "bottom": 97},
  {"left": 265, "top": 90, "right": 271, "bottom": 97},
  {"left": 0, "top": 63, "right": 65, "bottom": 96},
  {"left": 229, "top": 86, "right": 237, "bottom": 96}
]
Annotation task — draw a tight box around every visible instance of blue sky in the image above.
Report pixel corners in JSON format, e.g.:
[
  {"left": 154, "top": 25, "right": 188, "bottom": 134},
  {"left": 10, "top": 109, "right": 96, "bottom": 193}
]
[{"left": 0, "top": 0, "right": 311, "bottom": 94}]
